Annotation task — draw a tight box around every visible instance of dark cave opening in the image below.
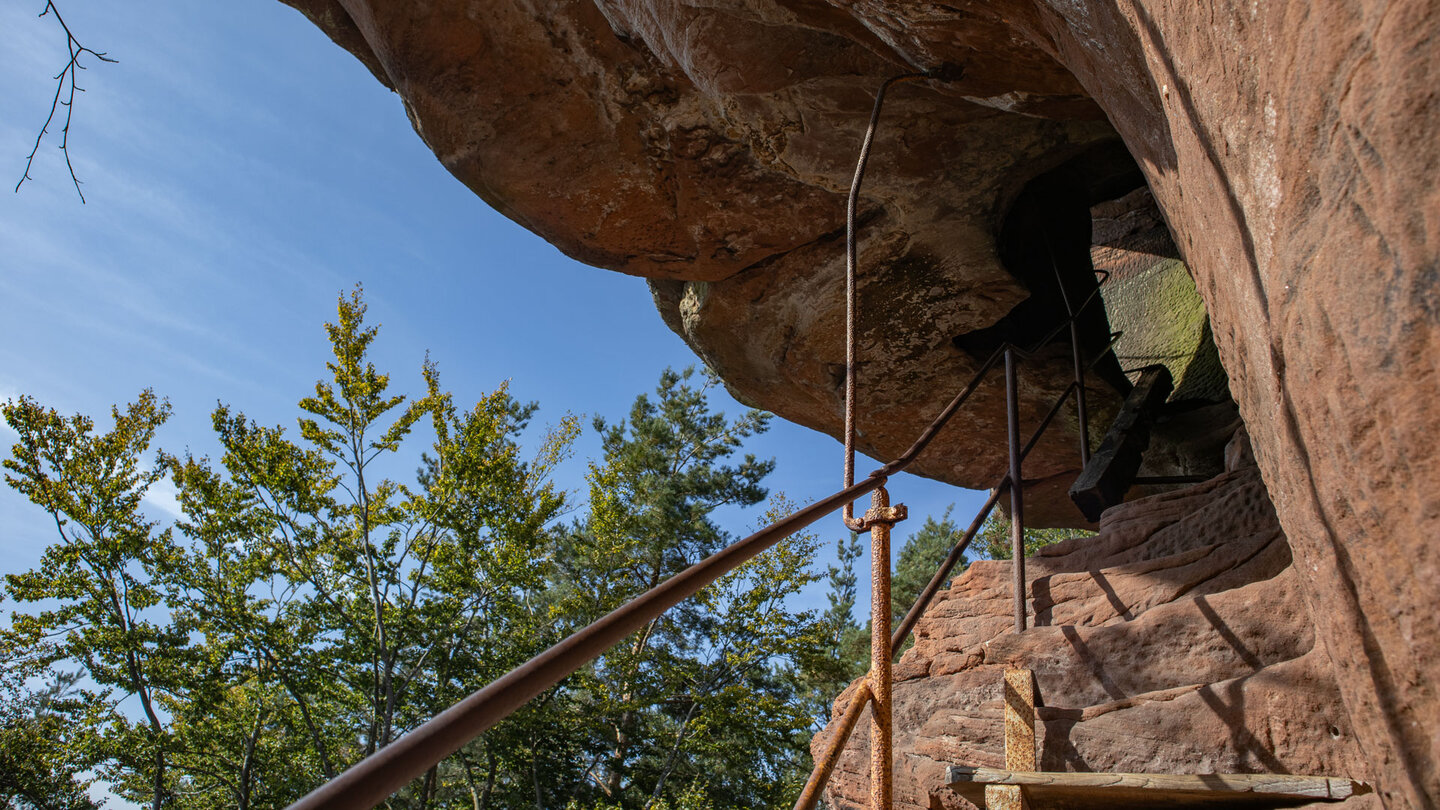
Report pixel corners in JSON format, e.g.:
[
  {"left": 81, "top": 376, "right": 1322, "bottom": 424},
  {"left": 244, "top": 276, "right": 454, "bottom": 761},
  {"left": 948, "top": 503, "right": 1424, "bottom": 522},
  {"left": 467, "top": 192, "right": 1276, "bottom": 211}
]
[{"left": 952, "top": 140, "right": 1149, "bottom": 397}]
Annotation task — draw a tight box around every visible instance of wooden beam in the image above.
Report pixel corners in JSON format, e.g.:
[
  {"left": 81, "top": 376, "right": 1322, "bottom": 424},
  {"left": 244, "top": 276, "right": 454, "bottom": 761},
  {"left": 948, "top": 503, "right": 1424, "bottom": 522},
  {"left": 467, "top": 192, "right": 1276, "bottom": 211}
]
[
  {"left": 948, "top": 766, "right": 1368, "bottom": 809},
  {"left": 1068, "top": 365, "right": 1173, "bottom": 522},
  {"left": 1003, "top": 669, "right": 1036, "bottom": 772}
]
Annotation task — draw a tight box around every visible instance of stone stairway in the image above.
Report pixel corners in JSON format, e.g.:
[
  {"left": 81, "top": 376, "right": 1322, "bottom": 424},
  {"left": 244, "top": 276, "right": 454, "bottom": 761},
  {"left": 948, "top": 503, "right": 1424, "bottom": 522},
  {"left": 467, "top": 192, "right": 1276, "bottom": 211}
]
[{"left": 811, "top": 441, "right": 1375, "bottom": 810}]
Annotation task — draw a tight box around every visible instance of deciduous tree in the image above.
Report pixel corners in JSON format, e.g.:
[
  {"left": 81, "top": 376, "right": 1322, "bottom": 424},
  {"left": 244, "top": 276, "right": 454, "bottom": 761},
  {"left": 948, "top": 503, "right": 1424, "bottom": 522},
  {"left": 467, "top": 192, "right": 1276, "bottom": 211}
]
[
  {"left": 1, "top": 390, "right": 183, "bottom": 810},
  {"left": 2, "top": 296, "right": 847, "bottom": 810}
]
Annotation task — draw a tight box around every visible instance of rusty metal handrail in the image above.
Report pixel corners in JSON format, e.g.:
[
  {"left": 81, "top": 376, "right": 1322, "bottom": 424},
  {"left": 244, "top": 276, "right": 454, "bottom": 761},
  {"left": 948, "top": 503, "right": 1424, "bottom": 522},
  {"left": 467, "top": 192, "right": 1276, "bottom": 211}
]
[
  {"left": 797, "top": 315, "right": 1126, "bottom": 810},
  {"left": 1005, "top": 348, "right": 1027, "bottom": 633},
  {"left": 793, "top": 376, "right": 1083, "bottom": 810},
  {"left": 798, "top": 281, "right": 1123, "bottom": 810},
  {"left": 289, "top": 68, "right": 1122, "bottom": 810},
  {"left": 819, "top": 61, "right": 1116, "bottom": 803},
  {"left": 286, "top": 328, "right": 1103, "bottom": 810},
  {"left": 285, "top": 476, "right": 886, "bottom": 810},
  {"left": 285, "top": 318, "right": 1111, "bottom": 810},
  {"left": 843, "top": 72, "right": 927, "bottom": 531},
  {"left": 891, "top": 371, "right": 1087, "bottom": 646}
]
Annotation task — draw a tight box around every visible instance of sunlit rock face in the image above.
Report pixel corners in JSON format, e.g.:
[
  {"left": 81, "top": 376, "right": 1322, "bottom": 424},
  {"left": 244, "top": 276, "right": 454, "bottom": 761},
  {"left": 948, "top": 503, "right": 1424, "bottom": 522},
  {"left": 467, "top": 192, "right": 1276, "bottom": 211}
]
[
  {"left": 817, "top": 463, "right": 1375, "bottom": 810},
  {"left": 280, "top": 2, "right": 1438, "bottom": 807},
  {"left": 284, "top": 0, "right": 1136, "bottom": 525}
]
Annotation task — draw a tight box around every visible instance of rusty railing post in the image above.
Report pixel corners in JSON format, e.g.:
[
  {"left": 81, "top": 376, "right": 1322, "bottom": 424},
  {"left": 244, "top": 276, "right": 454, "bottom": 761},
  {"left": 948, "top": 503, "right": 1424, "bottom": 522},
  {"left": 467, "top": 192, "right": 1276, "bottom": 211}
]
[
  {"left": 792, "top": 381, "right": 1084, "bottom": 810},
  {"left": 864, "top": 487, "right": 906, "bottom": 809},
  {"left": 1005, "top": 347, "right": 1027, "bottom": 633},
  {"left": 841, "top": 72, "right": 925, "bottom": 532},
  {"left": 1071, "top": 317, "right": 1091, "bottom": 467},
  {"left": 1051, "top": 257, "right": 1092, "bottom": 469}
]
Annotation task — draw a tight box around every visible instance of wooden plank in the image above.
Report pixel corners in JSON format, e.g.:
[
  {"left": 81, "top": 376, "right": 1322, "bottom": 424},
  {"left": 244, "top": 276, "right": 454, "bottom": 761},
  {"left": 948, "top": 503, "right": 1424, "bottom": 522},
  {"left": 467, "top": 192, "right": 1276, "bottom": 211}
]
[
  {"left": 1069, "top": 365, "right": 1173, "bottom": 522},
  {"left": 1003, "top": 669, "right": 1036, "bottom": 772},
  {"left": 947, "top": 767, "right": 1367, "bottom": 810},
  {"left": 985, "top": 784, "right": 1029, "bottom": 810}
]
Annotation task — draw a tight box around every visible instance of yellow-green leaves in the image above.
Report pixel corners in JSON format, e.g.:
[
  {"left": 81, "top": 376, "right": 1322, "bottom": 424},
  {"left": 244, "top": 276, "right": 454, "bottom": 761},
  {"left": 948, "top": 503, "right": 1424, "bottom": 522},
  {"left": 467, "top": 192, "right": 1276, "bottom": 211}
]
[
  {"left": 1, "top": 295, "right": 840, "bottom": 809},
  {"left": 298, "top": 285, "right": 421, "bottom": 467},
  {"left": 3, "top": 390, "right": 170, "bottom": 542},
  {"left": 1, "top": 287, "right": 577, "bottom": 808},
  {"left": 1, "top": 389, "right": 185, "bottom": 809}
]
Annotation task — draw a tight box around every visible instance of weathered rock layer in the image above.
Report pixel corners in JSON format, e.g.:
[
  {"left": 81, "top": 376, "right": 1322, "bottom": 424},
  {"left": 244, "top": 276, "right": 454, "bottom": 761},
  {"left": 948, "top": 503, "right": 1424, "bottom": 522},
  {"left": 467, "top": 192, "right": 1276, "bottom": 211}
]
[
  {"left": 283, "top": 0, "right": 1145, "bottom": 516},
  {"left": 278, "top": 3, "right": 1440, "bottom": 807},
  {"left": 817, "top": 464, "right": 1372, "bottom": 810}
]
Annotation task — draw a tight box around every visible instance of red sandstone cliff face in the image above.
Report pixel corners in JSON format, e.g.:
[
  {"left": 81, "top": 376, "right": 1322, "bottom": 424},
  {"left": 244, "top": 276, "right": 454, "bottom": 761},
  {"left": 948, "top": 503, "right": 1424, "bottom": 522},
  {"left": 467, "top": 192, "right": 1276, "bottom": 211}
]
[
  {"left": 275, "top": 3, "right": 1439, "bottom": 807},
  {"left": 1009, "top": 7, "right": 1440, "bottom": 809},
  {"left": 281, "top": 0, "right": 1135, "bottom": 518},
  {"left": 816, "top": 463, "right": 1375, "bottom": 809}
]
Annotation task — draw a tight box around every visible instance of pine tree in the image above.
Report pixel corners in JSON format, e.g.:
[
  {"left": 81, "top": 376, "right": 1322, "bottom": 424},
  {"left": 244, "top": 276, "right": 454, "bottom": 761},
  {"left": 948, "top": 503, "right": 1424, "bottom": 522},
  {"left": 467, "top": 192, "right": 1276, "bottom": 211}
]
[
  {"left": 2, "top": 297, "right": 842, "bottom": 809},
  {"left": 551, "top": 368, "right": 828, "bottom": 809}
]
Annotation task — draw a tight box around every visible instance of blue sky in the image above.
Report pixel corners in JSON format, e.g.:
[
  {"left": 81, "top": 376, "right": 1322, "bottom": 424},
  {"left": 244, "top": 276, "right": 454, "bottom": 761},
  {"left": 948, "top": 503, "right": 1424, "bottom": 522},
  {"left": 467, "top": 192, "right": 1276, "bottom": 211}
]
[{"left": 0, "top": 0, "right": 986, "bottom": 748}]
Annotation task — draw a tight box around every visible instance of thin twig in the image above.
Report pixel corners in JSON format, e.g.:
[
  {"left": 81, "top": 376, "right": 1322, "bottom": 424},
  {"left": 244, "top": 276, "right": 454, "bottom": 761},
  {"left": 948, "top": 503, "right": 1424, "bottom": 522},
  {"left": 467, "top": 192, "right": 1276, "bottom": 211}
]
[{"left": 16, "top": 2, "right": 117, "bottom": 203}]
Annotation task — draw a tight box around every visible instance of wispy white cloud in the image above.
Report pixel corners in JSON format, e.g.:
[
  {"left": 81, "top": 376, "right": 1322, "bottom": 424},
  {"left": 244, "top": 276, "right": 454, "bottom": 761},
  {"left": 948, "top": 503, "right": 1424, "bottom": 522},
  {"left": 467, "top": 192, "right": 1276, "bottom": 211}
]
[{"left": 142, "top": 475, "right": 184, "bottom": 522}]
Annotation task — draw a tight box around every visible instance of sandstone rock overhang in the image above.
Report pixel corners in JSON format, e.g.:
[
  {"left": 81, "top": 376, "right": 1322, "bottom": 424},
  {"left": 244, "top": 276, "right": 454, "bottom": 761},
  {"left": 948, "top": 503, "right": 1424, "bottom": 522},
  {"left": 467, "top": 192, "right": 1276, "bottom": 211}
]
[
  {"left": 277, "top": 4, "right": 1440, "bottom": 810},
  {"left": 278, "top": 0, "right": 1192, "bottom": 527}
]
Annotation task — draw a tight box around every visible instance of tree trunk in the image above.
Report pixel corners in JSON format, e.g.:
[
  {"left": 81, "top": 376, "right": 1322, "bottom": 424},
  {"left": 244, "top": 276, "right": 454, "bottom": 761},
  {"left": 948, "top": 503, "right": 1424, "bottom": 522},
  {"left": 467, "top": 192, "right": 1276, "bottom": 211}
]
[
  {"left": 237, "top": 705, "right": 265, "bottom": 810},
  {"left": 151, "top": 748, "right": 165, "bottom": 810}
]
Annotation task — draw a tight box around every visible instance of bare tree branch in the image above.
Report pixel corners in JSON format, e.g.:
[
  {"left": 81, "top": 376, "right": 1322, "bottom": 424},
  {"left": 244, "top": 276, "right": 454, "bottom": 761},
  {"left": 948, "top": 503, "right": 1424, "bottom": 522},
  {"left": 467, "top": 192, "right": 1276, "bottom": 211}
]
[{"left": 16, "top": 2, "right": 117, "bottom": 203}]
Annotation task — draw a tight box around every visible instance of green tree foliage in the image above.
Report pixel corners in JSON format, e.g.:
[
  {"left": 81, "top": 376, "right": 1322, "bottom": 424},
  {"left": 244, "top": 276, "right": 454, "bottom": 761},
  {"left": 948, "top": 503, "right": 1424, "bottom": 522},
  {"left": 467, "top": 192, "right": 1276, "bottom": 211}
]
[
  {"left": 163, "top": 287, "right": 577, "bottom": 808},
  {"left": 1, "top": 390, "right": 183, "bottom": 810},
  {"left": 0, "top": 668, "right": 100, "bottom": 810},
  {"left": 973, "top": 511, "right": 1089, "bottom": 560},
  {"left": 891, "top": 506, "right": 965, "bottom": 628},
  {"left": 2, "top": 288, "right": 576, "bottom": 809},
  {"left": 551, "top": 370, "right": 829, "bottom": 810},
  {"left": 800, "top": 531, "right": 867, "bottom": 718},
  {"left": 1, "top": 291, "right": 839, "bottom": 810}
]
